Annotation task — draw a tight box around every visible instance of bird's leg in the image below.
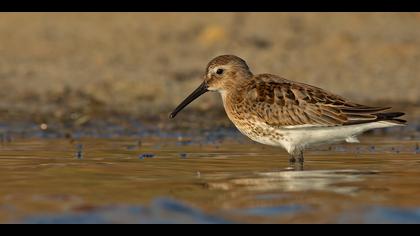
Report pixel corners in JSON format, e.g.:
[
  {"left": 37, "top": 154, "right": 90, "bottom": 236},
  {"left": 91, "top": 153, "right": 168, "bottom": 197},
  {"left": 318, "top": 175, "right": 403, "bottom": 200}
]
[
  {"left": 289, "top": 155, "right": 296, "bottom": 163},
  {"left": 296, "top": 151, "right": 304, "bottom": 164},
  {"left": 288, "top": 151, "right": 304, "bottom": 170},
  {"left": 289, "top": 150, "right": 304, "bottom": 163}
]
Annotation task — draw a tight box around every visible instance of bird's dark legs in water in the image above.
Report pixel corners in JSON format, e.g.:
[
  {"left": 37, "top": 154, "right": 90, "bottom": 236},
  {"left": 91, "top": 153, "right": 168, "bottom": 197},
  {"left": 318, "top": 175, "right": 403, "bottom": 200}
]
[
  {"left": 289, "top": 151, "right": 304, "bottom": 170},
  {"left": 289, "top": 150, "right": 304, "bottom": 163}
]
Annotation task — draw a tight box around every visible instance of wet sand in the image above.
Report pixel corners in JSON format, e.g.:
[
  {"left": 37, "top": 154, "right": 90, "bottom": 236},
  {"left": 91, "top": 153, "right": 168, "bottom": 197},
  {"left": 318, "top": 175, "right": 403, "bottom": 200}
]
[{"left": 0, "top": 13, "right": 419, "bottom": 125}]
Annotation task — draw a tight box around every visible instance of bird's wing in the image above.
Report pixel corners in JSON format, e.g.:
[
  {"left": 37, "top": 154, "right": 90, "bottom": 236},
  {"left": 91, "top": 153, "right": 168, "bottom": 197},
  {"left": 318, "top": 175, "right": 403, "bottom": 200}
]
[{"left": 243, "top": 75, "right": 392, "bottom": 127}]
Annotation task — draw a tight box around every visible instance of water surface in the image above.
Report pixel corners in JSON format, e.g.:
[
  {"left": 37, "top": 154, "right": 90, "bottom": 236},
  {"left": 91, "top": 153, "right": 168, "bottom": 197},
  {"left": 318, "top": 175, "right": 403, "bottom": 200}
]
[{"left": 0, "top": 134, "right": 419, "bottom": 223}]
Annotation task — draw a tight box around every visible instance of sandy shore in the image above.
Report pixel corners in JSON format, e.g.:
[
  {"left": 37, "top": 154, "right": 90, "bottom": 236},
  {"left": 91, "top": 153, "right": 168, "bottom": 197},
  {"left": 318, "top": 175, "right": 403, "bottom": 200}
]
[{"left": 0, "top": 13, "right": 418, "bottom": 126}]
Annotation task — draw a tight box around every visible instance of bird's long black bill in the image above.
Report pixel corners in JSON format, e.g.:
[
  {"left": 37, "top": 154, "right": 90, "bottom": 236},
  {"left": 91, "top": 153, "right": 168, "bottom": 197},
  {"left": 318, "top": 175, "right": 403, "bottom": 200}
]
[{"left": 169, "top": 82, "right": 209, "bottom": 119}]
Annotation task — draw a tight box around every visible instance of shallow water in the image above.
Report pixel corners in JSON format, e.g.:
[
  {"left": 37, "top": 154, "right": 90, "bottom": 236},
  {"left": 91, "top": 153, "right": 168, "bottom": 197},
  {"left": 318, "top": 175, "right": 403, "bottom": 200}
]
[{"left": 0, "top": 132, "right": 419, "bottom": 224}]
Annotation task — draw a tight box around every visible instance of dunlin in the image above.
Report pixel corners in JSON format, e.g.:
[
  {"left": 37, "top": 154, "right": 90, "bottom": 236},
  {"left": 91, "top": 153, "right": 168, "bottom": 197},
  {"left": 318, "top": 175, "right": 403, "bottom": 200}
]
[{"left": 170, "top": 55, "right": 406, "bottom": 165}]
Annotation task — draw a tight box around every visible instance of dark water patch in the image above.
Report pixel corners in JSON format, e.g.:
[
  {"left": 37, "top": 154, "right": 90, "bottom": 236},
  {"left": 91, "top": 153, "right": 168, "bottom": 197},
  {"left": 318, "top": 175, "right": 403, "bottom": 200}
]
[
  {"left": 339, "top": 206, "right": 420, "bottom": 224},
  {"left": 19, "top": 198, "right": 232, "bottom": 224},
  {"left": 233, "top": 204, "right": 307, "bottom": 217}
]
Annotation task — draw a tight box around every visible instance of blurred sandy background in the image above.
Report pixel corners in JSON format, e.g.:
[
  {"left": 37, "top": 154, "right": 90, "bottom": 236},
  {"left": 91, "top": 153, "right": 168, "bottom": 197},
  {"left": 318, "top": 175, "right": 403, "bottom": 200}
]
[{"left": 0, "top": 13, "right": 418, "bottom": 127}]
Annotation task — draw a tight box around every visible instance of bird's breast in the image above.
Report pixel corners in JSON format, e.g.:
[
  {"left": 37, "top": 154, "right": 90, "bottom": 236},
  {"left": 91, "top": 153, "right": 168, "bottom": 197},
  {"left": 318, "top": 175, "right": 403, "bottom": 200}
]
[{"left": 221, "top": 91, "right": 287, "bottom": 147}]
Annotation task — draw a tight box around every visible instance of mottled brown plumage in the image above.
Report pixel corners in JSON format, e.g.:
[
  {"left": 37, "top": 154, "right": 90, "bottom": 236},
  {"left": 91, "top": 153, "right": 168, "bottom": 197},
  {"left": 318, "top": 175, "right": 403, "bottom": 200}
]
[
  {"left": 226, "top": 73, "right": 402, "bottom": 127},
  {"left": 170, "top": 55, "right": 406, "bottom": 166}
]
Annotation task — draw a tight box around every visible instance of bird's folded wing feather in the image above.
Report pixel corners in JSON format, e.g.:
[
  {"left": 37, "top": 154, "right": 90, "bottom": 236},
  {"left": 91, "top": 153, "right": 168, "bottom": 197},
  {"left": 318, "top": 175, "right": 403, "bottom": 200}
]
[{"left": 244, "top": 76, "right": 391, "bottom": 127}]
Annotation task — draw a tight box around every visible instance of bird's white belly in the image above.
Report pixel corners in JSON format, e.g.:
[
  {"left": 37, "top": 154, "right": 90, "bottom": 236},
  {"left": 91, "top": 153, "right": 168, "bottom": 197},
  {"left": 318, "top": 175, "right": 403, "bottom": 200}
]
[{"left": 235, "top": 121, "right": 401, "bottom": 154}]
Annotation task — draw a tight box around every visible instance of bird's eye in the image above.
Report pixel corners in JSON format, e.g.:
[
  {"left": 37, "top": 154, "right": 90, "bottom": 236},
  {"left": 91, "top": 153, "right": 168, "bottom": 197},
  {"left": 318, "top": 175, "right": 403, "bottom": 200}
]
[{"left": 216, "top": 68, "right": 224, "bottom": 75}]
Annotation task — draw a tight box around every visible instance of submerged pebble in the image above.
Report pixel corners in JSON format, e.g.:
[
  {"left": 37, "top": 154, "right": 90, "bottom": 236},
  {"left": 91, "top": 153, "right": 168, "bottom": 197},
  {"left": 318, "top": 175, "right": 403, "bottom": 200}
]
[
  {"left": 391, "top": 147, "right": 400, "bottom": 154},
  {"left": 139, "top": 153, "right": 155, "bottom": 160},
  {"left": 64, "top": 133, "right": 73, "bottom": 139},
  {"left": 40, "top": 123, "right": 48, "bottom": 131},
  {"left": 179, "top": 153, "right": 188, "bottom": 159},
  {"left": 76, "top": 144, "right": 84, "bottom": 160}
]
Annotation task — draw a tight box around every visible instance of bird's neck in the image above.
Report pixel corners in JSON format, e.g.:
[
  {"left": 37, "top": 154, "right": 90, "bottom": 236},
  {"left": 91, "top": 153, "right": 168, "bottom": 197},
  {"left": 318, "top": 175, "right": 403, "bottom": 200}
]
[
  {"left": 219, "top": 89, "right": 229, "bottom": 107},
  {"left": 218, "top": 81, "right": 247, "bottom": 111}
]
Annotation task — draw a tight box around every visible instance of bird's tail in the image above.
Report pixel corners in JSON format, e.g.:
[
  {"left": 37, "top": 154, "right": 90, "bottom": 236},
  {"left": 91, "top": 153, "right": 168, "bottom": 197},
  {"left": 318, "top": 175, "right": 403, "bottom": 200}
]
[{"left": 375, "top": 112, "right": 407, "bottom": 125}]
